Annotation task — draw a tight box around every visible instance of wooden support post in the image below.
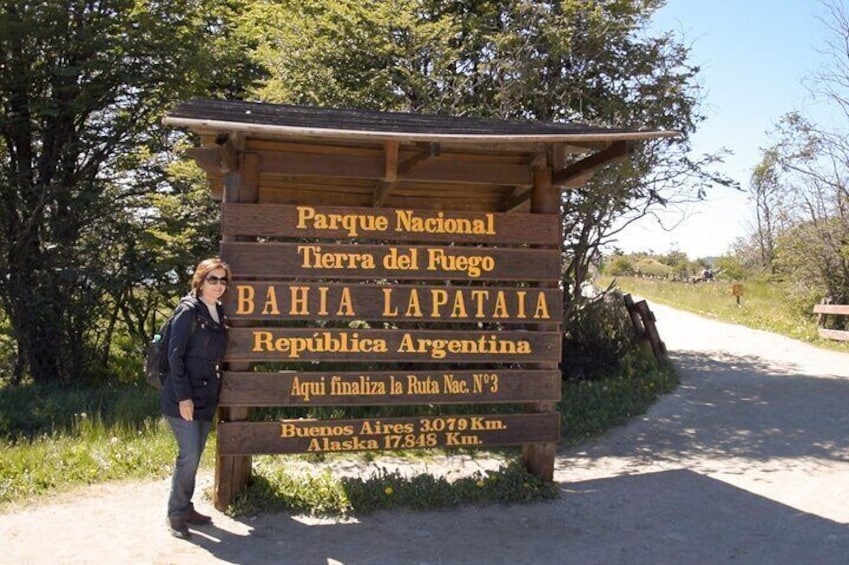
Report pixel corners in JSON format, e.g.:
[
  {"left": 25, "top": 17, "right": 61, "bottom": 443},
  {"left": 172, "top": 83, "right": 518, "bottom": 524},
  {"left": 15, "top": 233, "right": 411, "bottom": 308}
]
[
  {"left": 522, "top": 165, "right": 559, "bottom": 482},
  {"left": 623, "top": 294, "right": 645, "bottom": 335},
  {"left": 634, "top": 300, "right": 667, "bottom": 362},
  {"left": 215, "top": 149, "right": 259, "bottom": 511}
]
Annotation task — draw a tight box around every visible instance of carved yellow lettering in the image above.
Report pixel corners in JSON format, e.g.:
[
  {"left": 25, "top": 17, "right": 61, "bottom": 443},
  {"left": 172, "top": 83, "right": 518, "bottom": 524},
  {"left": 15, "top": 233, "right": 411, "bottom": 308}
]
[
  {"left": 450, "top": 291, "right": 467, "bottom": 318},
  {"left": 382, "top": 288, "right": 398, "bottom": 317},
  {"left": 289, "top": 286, "right": 309, "bottom": 315},
  {"left": 337, "top": 287, "right": 354, "bottom": 316},
  {"left": 516, "top": 291, "right": 527, "bottom": 319},
  {"left": 471, "top": 290, "right": 489, "bottom": 318},
  {"left": 431, "top": 289, "right": 448, "bottom": 317},
  {"left": 317, "top": 286, "right": 328, "bottom": 316},
  {"left": 534, "top": 293, "right": 551, "bottom": 319},
  {"left": 296, "top": 206, "right": 316, "bottom": 229},
  {"left": 493, "top": 291, "right": 508, "bottom": 318},
  {"left": 237, "top": 285, "right": 255, "bottom": 315},
  {"left": 260, "top": 286, "right": 279, "bottom": 315},
  {"left": 405, "top": 289, "right": 422, "bottom": 317},
  {"left": 253, "top": 331, "right": 273, "bottom": 352}
]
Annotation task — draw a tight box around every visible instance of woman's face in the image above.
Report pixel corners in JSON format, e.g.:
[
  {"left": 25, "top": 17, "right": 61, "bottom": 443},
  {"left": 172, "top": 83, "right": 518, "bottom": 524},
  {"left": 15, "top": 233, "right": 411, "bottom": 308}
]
[{"left": 199, "top": 268, "right": 228, "bottom": 302}]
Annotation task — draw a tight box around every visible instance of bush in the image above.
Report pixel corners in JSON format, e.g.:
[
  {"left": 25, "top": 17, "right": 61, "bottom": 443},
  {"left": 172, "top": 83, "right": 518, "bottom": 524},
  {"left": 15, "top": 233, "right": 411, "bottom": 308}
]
[
  {"left": 605, "top": 255, "right": 634, "bottom": 276},
  {"left": 0, "top": 381, "right": 158, "bottom": 441},
  {"left": 561, "top": 290, "right": 656, "bottom": 381}
]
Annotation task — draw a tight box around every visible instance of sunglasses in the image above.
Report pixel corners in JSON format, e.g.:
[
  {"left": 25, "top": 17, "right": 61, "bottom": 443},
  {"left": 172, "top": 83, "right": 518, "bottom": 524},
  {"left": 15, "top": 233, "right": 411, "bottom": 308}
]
[{"left": 205, "top": 275, "right": 229, "bottom": 285}]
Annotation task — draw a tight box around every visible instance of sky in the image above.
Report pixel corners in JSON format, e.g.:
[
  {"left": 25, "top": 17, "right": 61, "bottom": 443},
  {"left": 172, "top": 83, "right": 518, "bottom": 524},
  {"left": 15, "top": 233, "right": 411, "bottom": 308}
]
[{"left": 612, "top": 0, "right": 839, "bottom": 258}]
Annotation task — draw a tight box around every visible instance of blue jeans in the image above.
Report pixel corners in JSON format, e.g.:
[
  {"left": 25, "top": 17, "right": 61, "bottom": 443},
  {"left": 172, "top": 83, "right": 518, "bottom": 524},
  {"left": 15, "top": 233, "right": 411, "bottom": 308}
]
[{"left": 165, "top": 415, "right": 212, "bottom": 519}]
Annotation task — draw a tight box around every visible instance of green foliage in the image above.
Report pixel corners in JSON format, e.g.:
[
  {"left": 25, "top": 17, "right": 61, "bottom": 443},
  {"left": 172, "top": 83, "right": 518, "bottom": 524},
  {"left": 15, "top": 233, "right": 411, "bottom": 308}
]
[
  {"left": 0, "top": 1, "right": 261, "bottom": 384},
  {"left": 634, "top": 258, "right": 675, "bottom": 278},
  {"left": 605, "top": 255, "right": 634, "bottom": 276},
  {"left": 229, "top": 457, "right": 558, "bottom": 516},
  {"left": 245, "top": 0, "right": 461, "bottom": 111},
  {"left": 560, "top": 365, "right": 678, "bottom": 445},
  {"left": 713, "top": 255, "right": 747, "bottom": 281},
  {"left": 603, "top": 254, "right": 673, "bottom": 278},
  {"left": 0, "top": 415, "right": 179, "bottom": 505},
  {"left": 0, "top": 381, "right": 158, "bottom": 441},
  {"left": 229, "top": 462, "right": 352, "bottom": 516},
  {"left": 562, "top": 290, "right": 657, "bottom": 381},
  {"left": 0, "top": 379, "right": 219, "bottom": 505}
]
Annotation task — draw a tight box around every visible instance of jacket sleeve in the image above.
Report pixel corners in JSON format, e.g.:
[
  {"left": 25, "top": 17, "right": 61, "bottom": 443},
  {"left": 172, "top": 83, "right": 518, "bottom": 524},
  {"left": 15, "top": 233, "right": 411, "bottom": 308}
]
[{"left": 167, "top": 303, "right": 195, "bottom": 402}]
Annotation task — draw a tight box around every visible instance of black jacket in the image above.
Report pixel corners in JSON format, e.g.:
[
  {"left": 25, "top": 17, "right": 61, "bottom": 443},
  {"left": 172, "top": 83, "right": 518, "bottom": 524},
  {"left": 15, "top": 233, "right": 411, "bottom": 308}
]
[{"left": 159, "top": 294, "right": 227, "bottom": 421}]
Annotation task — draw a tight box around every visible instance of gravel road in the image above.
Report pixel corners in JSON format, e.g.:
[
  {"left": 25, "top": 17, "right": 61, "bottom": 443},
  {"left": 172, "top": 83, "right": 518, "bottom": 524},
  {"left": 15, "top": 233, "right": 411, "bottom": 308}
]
[{"left": 3, "top": 302, "right": 849, "bottom": 564}]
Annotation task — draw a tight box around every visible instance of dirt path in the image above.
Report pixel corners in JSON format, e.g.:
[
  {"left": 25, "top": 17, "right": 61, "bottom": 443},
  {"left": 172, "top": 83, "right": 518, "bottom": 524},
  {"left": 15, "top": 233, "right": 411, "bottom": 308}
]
[{"left": 3, "top": 303, "right": 849, "bottom": 564}]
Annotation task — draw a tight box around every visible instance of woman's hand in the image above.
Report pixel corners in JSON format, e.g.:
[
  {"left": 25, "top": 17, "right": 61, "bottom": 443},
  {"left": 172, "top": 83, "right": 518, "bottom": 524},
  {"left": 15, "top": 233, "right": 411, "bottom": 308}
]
[{"left": 179, "top": 399, "right": 194, "bottom": 421}]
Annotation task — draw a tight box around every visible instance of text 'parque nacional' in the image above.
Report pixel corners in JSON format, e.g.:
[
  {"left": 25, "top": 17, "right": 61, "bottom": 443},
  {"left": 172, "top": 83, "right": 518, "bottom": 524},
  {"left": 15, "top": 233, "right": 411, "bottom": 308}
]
[{"left": 296, "top": 206, "right": 496, "bottom": 238}]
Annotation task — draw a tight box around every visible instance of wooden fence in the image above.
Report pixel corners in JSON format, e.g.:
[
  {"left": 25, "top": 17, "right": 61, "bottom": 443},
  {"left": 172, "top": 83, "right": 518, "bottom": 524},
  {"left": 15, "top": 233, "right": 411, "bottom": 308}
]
[{"left": 813, "top": 302, "right": 849, "bottom": 341}]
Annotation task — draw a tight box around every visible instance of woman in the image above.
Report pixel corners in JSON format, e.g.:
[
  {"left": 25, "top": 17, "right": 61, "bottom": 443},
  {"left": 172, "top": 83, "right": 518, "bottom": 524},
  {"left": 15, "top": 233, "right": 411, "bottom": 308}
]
[{"left": 160, "top": 258, "right": 230, "bottom": 540}]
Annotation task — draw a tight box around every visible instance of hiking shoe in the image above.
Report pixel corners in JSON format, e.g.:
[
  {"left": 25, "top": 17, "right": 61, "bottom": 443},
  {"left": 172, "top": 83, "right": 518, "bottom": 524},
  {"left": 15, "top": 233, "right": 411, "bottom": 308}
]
[
  {"left": 168, "top": 517, "right": 191, "bottom": 540},
  {"left": 185, "top": 508, "right": 212, "bottom": 525}
]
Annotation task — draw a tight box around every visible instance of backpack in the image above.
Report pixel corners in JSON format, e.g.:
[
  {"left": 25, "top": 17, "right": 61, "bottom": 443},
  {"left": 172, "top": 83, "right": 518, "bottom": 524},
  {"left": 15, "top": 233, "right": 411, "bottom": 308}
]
[{"left": 144, "top": 306, "right": 198, "bottom": 389}]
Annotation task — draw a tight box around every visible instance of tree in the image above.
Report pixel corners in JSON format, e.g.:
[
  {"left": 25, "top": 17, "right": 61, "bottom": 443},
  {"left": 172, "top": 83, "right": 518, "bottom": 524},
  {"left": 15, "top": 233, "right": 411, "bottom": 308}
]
[
  {"left": 242, "top": 0, "right": 731, "bottom": 312},
  {"left": 747, "top": 148, "right": 786, "bottom": 273},
  {"left": 0, "top": 1, "right": 260, "bottom": 384},
  {"left": 768, "top": 113, "right": 849, "bottom": 302}
]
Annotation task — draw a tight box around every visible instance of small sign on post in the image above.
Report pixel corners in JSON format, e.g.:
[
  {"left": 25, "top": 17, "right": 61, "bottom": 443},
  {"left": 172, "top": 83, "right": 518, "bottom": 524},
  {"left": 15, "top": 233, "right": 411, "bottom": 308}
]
[{"left": 731, "top": 283, "right": 744, "bottom": 305}]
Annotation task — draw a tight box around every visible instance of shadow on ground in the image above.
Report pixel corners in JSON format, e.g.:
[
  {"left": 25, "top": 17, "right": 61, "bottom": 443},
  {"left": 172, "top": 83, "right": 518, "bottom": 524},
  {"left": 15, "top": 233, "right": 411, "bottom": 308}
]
[
  {"left": 176, "top": 346, "right": 849, "bottom": 564},
  {"left": 562, "top": 350, "right": 849, "bottom": 469},
  {"left": 179, "top": 469, "right": 849, "bottom": 565}
]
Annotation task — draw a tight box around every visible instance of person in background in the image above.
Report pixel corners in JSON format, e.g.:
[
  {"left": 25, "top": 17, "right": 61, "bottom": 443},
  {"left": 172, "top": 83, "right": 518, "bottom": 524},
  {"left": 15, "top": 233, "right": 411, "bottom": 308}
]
[{"left": 160, "top": 258, "right": 230, "bottom": 540}]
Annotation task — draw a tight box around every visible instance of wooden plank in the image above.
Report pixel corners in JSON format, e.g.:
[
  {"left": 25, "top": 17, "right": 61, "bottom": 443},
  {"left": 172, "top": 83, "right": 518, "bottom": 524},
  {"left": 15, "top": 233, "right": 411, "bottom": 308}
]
[
  {"left": 224, "top": 282, "right": 563, "bottom": 324},
  {"left": 817, "top": 328, "right": 849, "bottom": 341},
  {"left": 623, "top": 293, "right": 645, "bottom": 335},
  {"left": 219, "top": 369, "right": 562, "bottom": 407},
  {"left": 256, "top": 185, "right": 512, "bottom": 211},
  {"left": 218, "top": 413, "right": 560, "bottom": 455},
  {"left": 221, "top": 203, "right": 560, "bottom": 244},
  {"left": 224, "top": 328, "right": 562, "bottom": 363},
  {"left": 220, "top": 242, "right": 561, "bottom": 281},
  {"left": 635, "top": 299, "right": 667, "bottom": 361},
  {"left": 257, "top": 149, "right": 532, "bottom": 186},
  {"left": 813, "top": 304, "right": 849, "bottom": 315}
]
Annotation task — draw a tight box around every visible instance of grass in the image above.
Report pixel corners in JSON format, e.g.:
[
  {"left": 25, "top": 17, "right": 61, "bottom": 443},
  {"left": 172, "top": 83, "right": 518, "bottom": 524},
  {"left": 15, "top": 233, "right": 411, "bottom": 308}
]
[
  {"left": 607, "top": 276, "right": 838, "bottom": 346},
  {"left": 0, "top": 358, "right": 677, "bottom": 515},
  {"left": 559, "top": 364, "right": 678, "bottom": 446},
  {"left": 0, "top": 414, "right": 186, "bottom": 504},
  {"left": 0, "top": 382, "right": 211, "bottom": 507},
  {"left": 230, "top": 457, "right": 559, "bottom": 516}
]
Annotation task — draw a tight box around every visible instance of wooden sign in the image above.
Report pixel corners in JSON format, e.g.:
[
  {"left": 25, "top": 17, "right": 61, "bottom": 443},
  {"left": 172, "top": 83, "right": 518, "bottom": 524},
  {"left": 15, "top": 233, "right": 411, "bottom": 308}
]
[
  {"left": 220, "top": 242, "right": 560, "bottom": 281},
  {"left": 219, "top": 369, "right": 562, "bottom": 406},
  {"left": 218, "top": 413, "right": 561, "bottom": 455},
  {"left": 222, "top": 203, "right": 561, "bottom": 244},
  {"left": 225, "top": 328, "right": 562, "bottom": 363},
  {"left": 225, "top": 282, "right": 562, "bottom": 324}
]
